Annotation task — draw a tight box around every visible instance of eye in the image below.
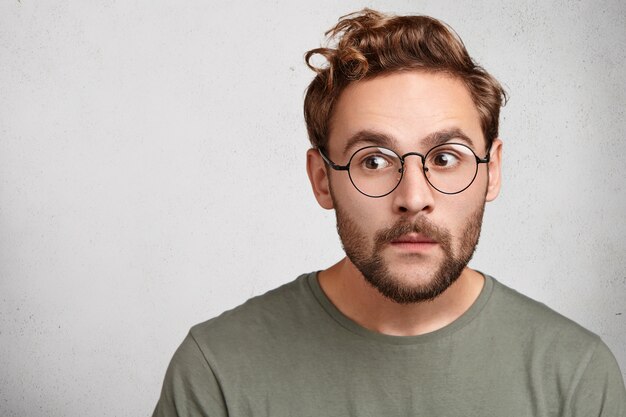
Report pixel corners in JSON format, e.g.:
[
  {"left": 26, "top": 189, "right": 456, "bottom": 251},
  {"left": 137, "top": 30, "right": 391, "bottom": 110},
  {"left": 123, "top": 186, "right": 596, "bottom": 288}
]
[
  {"left": 430, "top": 151, "right": 460, "bottom": 168},
  {"left": 362, "top": 154, "right": 392, "bottom": 170}
]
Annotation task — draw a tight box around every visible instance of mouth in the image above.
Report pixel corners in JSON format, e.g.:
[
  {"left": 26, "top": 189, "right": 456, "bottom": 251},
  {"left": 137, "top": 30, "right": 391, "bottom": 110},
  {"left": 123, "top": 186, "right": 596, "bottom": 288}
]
[{"left": 389, "top": 233, "right": 438, "bottom": 252}]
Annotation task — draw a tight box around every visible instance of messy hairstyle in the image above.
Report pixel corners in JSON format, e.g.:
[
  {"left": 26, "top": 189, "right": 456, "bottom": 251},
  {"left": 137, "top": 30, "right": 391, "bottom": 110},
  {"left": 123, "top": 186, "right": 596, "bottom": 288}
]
[{"left": 304, "top": 9, "right": 507, "bottom": 150}]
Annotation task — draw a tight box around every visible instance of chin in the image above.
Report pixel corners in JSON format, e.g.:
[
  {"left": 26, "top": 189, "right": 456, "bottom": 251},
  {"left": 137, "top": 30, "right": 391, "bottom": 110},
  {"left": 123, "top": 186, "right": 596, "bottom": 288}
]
[{"left": 361, "top": 264, "right": 462, "bottom": 304}]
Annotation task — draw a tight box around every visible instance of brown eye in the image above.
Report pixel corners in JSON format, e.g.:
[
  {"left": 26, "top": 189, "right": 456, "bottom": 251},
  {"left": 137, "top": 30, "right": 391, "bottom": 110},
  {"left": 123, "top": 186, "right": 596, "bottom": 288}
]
[
  {"left": 430, "top": 152, "right": 460, "bottom": 168},
  {"left": 434, "top": 153, "right": 453, "bottom": 166},
  {"left": 363, "top": 155, "right": 391, "bottom": 170}
]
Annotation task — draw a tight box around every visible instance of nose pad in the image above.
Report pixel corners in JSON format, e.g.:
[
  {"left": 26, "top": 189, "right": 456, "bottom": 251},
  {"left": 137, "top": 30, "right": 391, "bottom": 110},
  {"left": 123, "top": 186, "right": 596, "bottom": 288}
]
[
  {"left": 393, "top": 156, "right": 435, "bottom": 213},
  {"left": 399, "top": 154, "right": 429, "bottom": 181}
]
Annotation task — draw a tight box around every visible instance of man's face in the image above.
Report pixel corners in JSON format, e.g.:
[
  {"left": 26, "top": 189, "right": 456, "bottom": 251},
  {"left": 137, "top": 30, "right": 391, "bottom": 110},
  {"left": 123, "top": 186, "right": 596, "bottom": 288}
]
[{"left": 315, "top": 71, "right": 501, "bottom": 304}]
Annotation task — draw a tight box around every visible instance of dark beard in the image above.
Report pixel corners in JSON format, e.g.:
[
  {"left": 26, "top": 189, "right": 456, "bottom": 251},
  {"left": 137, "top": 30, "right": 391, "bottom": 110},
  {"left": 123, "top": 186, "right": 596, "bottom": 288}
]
[{"left": 335, "top": 203, "right": 485, "bottom": 304}]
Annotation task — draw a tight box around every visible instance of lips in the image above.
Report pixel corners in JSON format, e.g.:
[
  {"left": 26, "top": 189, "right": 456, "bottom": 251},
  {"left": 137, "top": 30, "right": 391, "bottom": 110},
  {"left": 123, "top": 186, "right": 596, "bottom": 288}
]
[{"left": 390, "top": 233, "right": 437, "bottom": 244}]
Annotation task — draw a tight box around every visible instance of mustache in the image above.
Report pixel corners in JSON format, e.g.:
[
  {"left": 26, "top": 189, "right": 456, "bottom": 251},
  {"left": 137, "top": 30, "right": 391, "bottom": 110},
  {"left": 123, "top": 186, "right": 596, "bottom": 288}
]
[{"left": 374, "top": 216, "right": 451, "bottom": 247}]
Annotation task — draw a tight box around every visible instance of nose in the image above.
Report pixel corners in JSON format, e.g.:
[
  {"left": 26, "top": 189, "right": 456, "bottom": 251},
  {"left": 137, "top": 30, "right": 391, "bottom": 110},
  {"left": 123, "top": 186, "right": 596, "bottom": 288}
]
[{"left": 392, "top": 156, "right": 435, "bottom": 215}]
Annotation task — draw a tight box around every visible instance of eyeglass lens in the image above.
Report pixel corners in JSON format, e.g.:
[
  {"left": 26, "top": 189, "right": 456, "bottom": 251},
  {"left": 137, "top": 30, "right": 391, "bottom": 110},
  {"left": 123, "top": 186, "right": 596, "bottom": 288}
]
[{"left": 347, "top": 144, "right": 480, "bottom": 197}]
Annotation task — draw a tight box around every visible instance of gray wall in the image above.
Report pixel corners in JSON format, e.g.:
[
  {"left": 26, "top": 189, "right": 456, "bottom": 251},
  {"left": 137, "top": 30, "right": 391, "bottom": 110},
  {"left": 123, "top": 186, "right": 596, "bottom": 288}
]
[{"left": 1, "top": 1, "right": 624, "bottom": 416}]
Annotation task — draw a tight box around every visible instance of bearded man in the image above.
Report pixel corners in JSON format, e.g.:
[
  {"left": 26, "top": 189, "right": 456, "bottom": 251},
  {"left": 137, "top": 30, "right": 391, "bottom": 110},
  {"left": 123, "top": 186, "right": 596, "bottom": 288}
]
[{"left": 153, "top": 9, "right": 626, "bottom": 416}]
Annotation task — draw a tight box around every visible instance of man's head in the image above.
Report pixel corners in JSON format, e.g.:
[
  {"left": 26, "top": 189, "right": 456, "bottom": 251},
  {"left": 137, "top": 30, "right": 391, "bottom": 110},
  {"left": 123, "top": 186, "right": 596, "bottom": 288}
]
[
  {"left": 303, "top": 9, "right": 506, "bottom": 152},
  {"left": 305, "top": 9, "right": 505, "bottom": 304}
]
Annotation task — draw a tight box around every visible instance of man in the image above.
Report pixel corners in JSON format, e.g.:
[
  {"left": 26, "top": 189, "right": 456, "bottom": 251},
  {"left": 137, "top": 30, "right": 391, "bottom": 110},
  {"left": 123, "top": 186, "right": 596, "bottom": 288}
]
[{"left": 153, "top": 9, "right": 625, "bottom": 416}]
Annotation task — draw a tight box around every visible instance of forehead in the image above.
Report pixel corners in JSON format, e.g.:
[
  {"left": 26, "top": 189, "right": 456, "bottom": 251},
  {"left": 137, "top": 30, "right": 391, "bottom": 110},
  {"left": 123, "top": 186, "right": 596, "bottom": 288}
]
[{"left": 328, "top": 71, "right": 484, "bottom": 154}]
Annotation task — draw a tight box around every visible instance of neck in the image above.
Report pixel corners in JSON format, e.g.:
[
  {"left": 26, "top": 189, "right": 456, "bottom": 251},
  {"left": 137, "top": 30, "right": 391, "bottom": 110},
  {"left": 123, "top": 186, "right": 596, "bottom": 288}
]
[{"left": 317, "top": 258, "right": 484, "bottom": 336}]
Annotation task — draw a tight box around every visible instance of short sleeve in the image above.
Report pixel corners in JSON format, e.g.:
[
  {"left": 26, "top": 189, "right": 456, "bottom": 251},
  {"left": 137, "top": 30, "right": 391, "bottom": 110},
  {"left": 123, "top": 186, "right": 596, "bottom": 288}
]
[
  {"left": 565, "top": 339, "right": 626, "bottom": 417},
  {"left": 152, "top": 332, "right": 228, "bottom": 417}
]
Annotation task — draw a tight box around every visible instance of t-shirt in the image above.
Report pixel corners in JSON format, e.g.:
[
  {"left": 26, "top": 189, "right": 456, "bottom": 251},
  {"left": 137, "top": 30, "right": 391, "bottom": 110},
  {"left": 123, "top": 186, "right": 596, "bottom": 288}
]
[{"left": 152, "top": 273, "right": 626, "bottom": 416}]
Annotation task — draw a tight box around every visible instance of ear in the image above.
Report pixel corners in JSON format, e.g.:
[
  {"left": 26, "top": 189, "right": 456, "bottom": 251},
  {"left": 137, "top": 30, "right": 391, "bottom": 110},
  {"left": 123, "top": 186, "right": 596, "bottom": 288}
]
[
  {"left": 306, "top": 148, "right": 334, "bottom": 209},
  {"left": 485, "top": 138, "right": 502, "bottom": 202}
]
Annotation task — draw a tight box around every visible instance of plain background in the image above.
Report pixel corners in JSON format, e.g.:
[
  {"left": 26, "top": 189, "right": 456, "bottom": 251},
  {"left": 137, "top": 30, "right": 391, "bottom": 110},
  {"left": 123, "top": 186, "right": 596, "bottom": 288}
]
[{"left": 1, "top": 1, "right": 624, "bottom": 416}]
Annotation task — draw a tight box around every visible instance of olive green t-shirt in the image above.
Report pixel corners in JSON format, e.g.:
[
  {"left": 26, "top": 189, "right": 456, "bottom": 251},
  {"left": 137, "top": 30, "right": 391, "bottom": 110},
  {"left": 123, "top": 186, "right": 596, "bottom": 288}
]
[{"left": 153, "top": 273, "right": 626, "bottom": 416}]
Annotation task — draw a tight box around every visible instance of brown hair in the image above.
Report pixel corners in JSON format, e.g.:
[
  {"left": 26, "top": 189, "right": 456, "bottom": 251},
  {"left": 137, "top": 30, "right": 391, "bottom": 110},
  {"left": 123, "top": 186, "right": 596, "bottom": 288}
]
[{"left": 304, "top": 9, "right": 507, "bottom": 150}]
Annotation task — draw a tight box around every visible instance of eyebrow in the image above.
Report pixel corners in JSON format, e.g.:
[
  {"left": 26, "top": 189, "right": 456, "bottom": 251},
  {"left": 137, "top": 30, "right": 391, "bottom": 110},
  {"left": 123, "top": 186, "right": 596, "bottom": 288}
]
[
  {"left": 342, "top": 130, "right": 398, "bottom": 155},
  {"left": 422, "top": 128, "right": 476, "bottom": 149},
  {"left": 341, "top": 127, "right": 477, "bottom": 156}
]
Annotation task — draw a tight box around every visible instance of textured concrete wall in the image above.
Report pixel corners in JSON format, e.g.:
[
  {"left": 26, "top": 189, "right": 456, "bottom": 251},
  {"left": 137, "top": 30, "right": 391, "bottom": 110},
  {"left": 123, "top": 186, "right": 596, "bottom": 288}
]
[{"left": 1, "top": 1, "right": 624, "bottom": 416}]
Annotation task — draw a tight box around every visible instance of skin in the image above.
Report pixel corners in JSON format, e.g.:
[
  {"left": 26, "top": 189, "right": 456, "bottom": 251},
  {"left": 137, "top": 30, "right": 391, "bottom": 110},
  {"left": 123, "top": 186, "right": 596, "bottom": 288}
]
[{"left": 306, "top": 71, "right": 503, "bottom": 336}]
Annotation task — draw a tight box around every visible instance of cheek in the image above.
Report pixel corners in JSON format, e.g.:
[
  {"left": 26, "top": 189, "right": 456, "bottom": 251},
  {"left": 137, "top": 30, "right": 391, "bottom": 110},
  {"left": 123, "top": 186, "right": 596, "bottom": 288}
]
[
  {"left": 346, "top": 199, "right": 386, "bottom": 230},
  {"left": 439, "top": 194, "right": 485, "bottom": 237},
  {"left": 449, "top": 171, "right": 489, "bottom": 210},
  {"left": 332, "top": 188, "right": 389, "bottom": 237},
  {"left": 330, "top": 172, "right": 382, "bottom": 218}
]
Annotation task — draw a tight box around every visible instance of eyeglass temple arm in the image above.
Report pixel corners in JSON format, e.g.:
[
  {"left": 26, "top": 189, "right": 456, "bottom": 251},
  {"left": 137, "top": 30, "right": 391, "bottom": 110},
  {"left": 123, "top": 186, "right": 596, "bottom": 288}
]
[
  {"left": 317, "top": 148, "right": 349, "bottom": 171},
  {"left": 476, "top": 147, "right": 492, "bottom": 164}
]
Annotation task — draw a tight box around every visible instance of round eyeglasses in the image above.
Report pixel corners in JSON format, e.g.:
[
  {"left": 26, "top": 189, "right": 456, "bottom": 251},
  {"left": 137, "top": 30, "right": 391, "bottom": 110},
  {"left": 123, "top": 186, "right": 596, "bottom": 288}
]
[{"left": 318, "top": 143, "right": 490, "bottom": 197}]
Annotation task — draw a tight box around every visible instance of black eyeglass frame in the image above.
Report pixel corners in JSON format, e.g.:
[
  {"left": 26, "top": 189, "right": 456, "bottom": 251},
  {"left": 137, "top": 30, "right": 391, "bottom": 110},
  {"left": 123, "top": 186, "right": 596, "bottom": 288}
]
[{"left": 318, "top": 143, "right": 491, "bottom": 198}]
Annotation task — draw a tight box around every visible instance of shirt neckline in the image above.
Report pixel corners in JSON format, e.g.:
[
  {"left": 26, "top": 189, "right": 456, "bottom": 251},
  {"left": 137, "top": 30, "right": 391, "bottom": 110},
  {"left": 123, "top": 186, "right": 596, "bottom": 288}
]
[{"left": 306, "top": 270, "right": 495, "bottom": 345}]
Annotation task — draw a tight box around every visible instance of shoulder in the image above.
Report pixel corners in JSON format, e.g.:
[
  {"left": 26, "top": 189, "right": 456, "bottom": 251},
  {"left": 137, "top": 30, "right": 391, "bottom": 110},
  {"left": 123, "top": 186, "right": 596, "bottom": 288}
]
[
  {"left": 187, "top": 272, "right": 323, "bottom": 361},
  {"left": 484, "top": 276, "right": 613, "bottom": 377},
  {"left": 153, "top": 275, "right": 319, "bottom": 416},
  {"left": 487, "top": 276, "right": 599, "bottom": 342},
  {"left": 192, "top": 273, "right": 313, "bottom": 332},
  {"left": 481, "top": 276, "right": 625, "bottom": 409}
]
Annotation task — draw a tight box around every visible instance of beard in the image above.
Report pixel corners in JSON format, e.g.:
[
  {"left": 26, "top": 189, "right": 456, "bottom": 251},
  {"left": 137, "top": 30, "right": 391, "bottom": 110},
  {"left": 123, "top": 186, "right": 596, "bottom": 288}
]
[{"left": 334, "top": 201, "right": 485, "bottom": 304}]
